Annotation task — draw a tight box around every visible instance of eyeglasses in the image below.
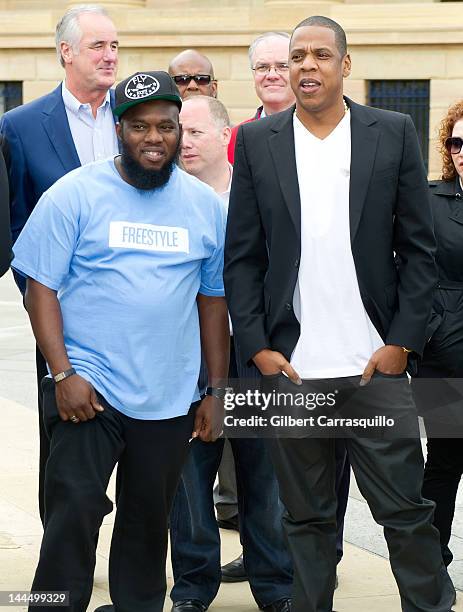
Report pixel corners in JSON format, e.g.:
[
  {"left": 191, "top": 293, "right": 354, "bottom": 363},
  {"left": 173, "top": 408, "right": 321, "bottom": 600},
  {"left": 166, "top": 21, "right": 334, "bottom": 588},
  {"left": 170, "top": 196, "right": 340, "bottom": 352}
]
[
  {"left": 252, "top": 62, "right": 289, "bottom": 75},
  {"left": 172, "top": 74, "right": 213, "bottom": 86},
  {"left": 445, "top": 136, "right": 463, "bottom": 155}
]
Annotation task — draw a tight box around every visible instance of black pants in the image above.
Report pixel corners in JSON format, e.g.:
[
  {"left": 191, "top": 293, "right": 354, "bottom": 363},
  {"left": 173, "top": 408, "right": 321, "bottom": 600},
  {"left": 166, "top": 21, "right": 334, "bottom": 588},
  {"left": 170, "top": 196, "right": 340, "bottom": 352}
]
[
  {"left": 422, "top": 436, "right": 463, "bottom": 566},
  {"left": 30, "top": 377, "right": 196, "bottom": 612},
  {"left": 36, "top": 347, "right": 49, "bottom": 524},
  {"left": 411, "top": 365, "right": 463, "bottom": 567},
  {"left": 268, "top": 374, "right": 455, "bottom": 612}
]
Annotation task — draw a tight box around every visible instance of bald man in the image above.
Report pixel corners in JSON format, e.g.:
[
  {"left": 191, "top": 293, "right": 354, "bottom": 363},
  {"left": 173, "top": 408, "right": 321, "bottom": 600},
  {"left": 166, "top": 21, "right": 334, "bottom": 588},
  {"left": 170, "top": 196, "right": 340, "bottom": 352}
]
[
  {"left": 170, "top": 48, "right": 242, "bottom": 545},
  {"left": 170, "top": 95, "right": 292, "bottom": 612},
  {"left": 169, "top": 49, "right": 217, "bottom": 99}
]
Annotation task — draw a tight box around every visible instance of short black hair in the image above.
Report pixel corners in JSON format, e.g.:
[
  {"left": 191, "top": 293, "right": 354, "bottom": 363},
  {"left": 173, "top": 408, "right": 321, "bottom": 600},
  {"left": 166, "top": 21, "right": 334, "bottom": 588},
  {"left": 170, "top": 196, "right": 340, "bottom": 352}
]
[{"left": 292, "top": 16, "right": 347, "bottom": 57}]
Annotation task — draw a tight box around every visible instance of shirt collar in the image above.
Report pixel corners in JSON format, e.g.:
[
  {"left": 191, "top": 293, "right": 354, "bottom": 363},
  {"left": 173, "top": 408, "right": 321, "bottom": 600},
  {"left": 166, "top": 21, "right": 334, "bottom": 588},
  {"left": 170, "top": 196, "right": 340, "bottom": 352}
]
[
  {"left": 62, "top": 81, "right": 111, "bottom": 116},
  {"left": 293, "top": 108, "right": 350, "bottom": 139},
  {"left": 255, "top": 105, "right": 264, "bottom": 120},
  {"left": 432, "top": 178, "right": 462, "bottom": 198}
]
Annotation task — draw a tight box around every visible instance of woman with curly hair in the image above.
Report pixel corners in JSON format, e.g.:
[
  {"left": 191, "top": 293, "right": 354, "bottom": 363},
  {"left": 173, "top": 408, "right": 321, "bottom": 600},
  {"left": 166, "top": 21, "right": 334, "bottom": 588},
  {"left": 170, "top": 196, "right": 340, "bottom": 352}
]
[{"left": 412, "top": 99, "right": 463, "bottom": 568}]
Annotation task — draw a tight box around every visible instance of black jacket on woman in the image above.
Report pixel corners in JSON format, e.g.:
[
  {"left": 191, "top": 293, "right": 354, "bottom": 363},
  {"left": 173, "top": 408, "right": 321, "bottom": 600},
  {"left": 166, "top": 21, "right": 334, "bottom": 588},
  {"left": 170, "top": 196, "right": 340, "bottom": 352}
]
[
  {"left": 421, "top": 177, "right": 463, "bottom": 375},
  {"left": 412, "top": 177, "right": 463, "bottom": 574},
  {"left": 413, "top": 178, "right": 463, "bottom": 432}
]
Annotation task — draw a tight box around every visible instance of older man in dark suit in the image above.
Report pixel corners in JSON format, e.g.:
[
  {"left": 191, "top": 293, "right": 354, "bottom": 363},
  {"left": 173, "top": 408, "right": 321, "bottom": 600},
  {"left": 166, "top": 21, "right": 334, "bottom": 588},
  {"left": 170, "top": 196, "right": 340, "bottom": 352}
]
[
  {"left": 224, "top": 15, "right": 455, "bottom": 612},
  {"left": 0, "top": 4, "right": 118, "bottom": 522}
]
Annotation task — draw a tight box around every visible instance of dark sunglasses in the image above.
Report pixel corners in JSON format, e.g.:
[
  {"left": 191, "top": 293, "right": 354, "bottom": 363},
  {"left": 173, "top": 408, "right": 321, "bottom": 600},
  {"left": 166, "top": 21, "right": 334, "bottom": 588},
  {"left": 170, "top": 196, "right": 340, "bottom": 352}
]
[
  {"left": 445, "top": 136, "right": 463, "bottom": 155},
  {"left": 172, "top": 74, "right": 212, "bottom": 86}
]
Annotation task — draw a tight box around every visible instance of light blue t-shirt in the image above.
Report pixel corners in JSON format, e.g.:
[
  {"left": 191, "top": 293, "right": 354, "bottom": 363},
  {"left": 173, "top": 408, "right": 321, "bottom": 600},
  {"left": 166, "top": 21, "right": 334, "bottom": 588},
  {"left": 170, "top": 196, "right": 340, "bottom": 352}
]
[{"left": 12, "top": 159, "right": 226, "bottom": 420}]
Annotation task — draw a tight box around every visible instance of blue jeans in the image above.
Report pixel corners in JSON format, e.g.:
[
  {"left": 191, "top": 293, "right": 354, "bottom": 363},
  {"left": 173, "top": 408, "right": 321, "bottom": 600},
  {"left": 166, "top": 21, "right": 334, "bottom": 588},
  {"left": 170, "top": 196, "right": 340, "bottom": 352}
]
[{"left": 170, "top": 436, "right": 293, "bottom": 608}]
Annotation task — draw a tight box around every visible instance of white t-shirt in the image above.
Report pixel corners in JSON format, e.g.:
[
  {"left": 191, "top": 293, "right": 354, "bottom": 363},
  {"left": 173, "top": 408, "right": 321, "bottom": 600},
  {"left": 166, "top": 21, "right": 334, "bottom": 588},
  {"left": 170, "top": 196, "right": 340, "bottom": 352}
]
[
  {"left": 219, "top": 163, "right": 233, "bottom": 208},
  {"left": 290, "top": 110, "right": 383, "bottom": 379}
]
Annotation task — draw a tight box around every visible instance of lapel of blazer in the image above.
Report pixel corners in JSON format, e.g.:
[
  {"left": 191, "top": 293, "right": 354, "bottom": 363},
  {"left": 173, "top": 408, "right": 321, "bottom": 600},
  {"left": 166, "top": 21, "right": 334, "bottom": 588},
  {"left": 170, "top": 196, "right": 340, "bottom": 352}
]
[
  {"left": 268, "top": 106, "right": 301, "bottom": 240},
  {"left": 110, "top": 88, "right": 116, "bottom": 115},
  {"left": 109, "top": 89, "right": 122, "bottom": 153},
  {"left": 348, "top": 97, "right": 380, "bottom": 243},
  {"left": 41, "top": 84, "right": 81, "bottom": 172},
  {"left": 267, "top": 100, "right": 380, "bottom": 243}
]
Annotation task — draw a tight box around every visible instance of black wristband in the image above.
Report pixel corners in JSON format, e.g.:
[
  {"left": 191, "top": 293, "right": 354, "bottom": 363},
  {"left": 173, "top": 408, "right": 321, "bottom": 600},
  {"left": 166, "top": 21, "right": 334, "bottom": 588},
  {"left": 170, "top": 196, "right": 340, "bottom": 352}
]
[{"left": 205, "top": 386, "right": 231, "bottom": 400}]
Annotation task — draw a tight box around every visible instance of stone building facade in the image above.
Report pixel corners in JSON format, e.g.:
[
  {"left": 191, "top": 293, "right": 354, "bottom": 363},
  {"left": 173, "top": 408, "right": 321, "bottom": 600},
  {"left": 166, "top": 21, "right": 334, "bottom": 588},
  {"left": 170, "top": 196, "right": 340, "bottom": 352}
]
[{"left": 0, "top": 0, "right": 461, "bottom": 176}]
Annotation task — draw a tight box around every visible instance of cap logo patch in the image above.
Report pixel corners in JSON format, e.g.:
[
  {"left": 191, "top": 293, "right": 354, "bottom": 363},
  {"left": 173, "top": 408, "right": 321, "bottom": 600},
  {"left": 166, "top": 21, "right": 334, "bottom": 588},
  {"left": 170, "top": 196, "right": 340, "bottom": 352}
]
[{"left": 124, "top": 74, "right": 160, "bottom": 100}]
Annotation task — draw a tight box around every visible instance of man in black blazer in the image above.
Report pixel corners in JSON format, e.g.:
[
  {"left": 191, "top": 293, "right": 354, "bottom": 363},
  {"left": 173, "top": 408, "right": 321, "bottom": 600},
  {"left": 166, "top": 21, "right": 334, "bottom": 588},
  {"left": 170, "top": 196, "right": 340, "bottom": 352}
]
[
  {"left": 0, "top": 137, "right": 11, "bottom": 278},
  {"left": 224, "top": 15, "right": 455, "bottom": 612}
]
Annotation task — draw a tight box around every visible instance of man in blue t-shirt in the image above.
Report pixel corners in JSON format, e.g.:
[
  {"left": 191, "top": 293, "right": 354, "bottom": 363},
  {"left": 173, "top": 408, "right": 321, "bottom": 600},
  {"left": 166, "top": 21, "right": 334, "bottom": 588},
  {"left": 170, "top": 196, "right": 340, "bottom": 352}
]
[{"left": 12, "top": 71, "right": 229, "bottom": 612}]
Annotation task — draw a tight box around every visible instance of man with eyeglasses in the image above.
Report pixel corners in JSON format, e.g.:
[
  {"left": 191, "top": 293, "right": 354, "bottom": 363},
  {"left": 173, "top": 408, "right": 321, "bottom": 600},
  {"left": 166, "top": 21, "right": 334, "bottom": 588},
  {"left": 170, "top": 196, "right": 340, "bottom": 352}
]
[
  {"left": 228, "top": 31, "right": 295, "bottom": 163},
  {"left": 169, "top": 49, "right": 217, "bottom": 99}
]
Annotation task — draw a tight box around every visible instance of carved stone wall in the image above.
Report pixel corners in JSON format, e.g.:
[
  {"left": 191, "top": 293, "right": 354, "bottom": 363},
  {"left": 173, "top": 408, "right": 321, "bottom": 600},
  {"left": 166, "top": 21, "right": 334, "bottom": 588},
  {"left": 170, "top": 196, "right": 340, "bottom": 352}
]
[{"left": 0, "top": 0, "right": 460, "bottom": 176}]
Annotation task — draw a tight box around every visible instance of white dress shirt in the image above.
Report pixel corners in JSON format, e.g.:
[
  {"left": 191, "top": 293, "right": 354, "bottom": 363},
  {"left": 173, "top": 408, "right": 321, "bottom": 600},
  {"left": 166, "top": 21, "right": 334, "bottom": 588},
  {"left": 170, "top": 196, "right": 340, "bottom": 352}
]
[{"left": 62, "top": 81, "right": 119, "bottom": 166}]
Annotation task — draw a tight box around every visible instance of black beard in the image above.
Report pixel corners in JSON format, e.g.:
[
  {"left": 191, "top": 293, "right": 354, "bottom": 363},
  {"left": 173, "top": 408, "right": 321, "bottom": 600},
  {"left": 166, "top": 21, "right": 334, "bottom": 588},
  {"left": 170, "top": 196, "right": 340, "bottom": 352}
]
[{"left": 120, "top": 139, "right": 180, "bottom": 191}]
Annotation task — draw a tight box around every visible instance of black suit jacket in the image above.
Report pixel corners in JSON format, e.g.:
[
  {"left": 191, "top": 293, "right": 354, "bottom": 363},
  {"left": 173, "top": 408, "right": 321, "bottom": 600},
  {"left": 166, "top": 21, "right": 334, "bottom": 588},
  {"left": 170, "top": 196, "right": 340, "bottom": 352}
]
[
  {"left": 0, "top": 135, "right": 11, "bottom": 277},
  {"left": 224, "top": 98, "right": 437, "bottom": 365},
  {"left": 418, "top": 178, "right": 463, "bottom": 372}
]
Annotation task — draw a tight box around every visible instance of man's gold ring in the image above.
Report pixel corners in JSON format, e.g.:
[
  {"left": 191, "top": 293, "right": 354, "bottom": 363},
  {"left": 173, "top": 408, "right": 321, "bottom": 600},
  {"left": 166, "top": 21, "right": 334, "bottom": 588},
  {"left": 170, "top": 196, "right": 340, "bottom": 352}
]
[{"left": 70, "top": 415, "right": 79, "bottom": 423}]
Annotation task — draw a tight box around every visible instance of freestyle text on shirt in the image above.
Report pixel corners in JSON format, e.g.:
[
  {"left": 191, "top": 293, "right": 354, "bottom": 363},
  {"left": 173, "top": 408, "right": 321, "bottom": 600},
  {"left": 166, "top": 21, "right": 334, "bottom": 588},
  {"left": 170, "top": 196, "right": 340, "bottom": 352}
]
[{"left": 12, "top": 160, "right": 226, "bottom": 420}]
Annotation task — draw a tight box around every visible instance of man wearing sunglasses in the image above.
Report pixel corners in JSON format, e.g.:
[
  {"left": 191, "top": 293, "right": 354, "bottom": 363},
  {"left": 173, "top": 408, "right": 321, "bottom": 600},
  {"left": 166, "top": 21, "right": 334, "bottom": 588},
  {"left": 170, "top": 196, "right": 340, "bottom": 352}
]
[
  {"left": 169, "top": 49, "right": 217, "bottom": 99},
  {"left": 170, "top": 47, "right": 246, "bottom": 573}
]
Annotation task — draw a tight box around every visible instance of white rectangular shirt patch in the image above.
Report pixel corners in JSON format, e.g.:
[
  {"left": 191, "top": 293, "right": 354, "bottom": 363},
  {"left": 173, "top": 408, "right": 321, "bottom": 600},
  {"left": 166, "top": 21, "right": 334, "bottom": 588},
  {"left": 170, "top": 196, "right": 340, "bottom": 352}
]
[{"left": 109, "top": 221, "right": 190, "bottom": 253}]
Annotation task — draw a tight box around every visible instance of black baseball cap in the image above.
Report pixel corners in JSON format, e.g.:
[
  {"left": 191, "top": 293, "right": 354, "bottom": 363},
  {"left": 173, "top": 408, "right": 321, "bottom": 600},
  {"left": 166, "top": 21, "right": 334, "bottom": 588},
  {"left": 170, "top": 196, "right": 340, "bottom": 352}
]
[{"left": 113, "top": 70, "right": 182, "bottom": 118}]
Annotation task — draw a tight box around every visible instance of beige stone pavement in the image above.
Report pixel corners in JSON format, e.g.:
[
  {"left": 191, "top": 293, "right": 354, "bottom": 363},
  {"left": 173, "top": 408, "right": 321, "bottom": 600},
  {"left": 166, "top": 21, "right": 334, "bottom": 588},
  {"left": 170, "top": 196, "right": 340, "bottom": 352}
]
[{"left": 0, "top": 270, "right": 462, "bottom": 612}]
